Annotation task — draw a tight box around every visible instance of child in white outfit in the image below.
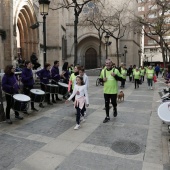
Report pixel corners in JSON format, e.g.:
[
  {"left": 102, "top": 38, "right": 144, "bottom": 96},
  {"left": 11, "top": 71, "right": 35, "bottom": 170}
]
[{"left": 66, "top": 76, "right": 89, "bottom": 130}]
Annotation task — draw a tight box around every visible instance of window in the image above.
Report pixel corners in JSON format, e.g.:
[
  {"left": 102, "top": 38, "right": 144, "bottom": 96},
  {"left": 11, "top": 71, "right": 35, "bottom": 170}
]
[
  {"left": 165, "top": 10, "right": 170, "bottom": 15},
  {"left": 163, "top": 36, "right": 170, "bottom": 43},
  {"left": 164, "top": 17, "right": 170, "bottom": 24},
  {"left": 148, "top": 40, "right": 157, "bottom": 45},
  {"left": 138, "top": 0, "right": 145, "bottom": 3},
  {"left": 148, "top": 5, "right": 157, "bottom": 10},
  {"left": 138, "top": 6, "right": 145, "bottom": 11},
  {"left": 148, "top": 13, "right": 157, "bottom": 18},
  {"left": 150, "top": 48, "right": 157, "bottom": 52},
  {"left": 83, "top": 2, "right": 98, "bottom": 14}
]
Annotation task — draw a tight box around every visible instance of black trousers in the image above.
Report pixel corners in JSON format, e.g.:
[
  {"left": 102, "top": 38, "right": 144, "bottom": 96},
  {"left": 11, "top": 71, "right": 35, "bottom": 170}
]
[
  {"left": 141, "top": 76, "right": 144, "bottom": 82},
  {"left": 51, "top": 81, "right": 59, "bottom": 101},
  {"left": 129, "top": 76, "right": 132, "bottom": 82},
  {"left": 75, "top": 104, "right": 85, "bottom": 125},
  {"left": 5, "top": 94, "right": 19, "bottom": 119},
  {"left": 121, "top": 79, "right": 126, "bottom": 87},
  {"left": 134, "top": 79, "right": 139, "bottom": 88},
  {"left": 23, "top": 85, "right": 34, "bottom": 108},
  {"left": 156, "top": 71, "right": 159, "bottom": 77},
  {"left": 104, "top": 93, "right": 117, "bottom": 117},
  {"left": 41, "top": 83, "right": 50, "bottom": 102}
]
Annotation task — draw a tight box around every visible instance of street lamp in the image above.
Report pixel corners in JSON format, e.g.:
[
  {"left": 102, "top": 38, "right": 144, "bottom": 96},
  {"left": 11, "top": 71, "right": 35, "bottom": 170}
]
[
  {"left": 39, "top": 0, "right": 50, "bottom": 67},
  {"left": 124, "top": 45, "right": 127, "bottom": 64},
  {"left": 138, "top": 49, "right": 142, "bottom": 66},
  {"left": 105, "top": 34, "right": 110, "bottom": 59}
]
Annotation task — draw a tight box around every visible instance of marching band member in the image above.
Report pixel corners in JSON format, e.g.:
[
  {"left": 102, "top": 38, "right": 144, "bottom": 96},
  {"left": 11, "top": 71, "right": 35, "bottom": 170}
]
[
  {"left": 2, "top": 65, "right": 23, "bottom": 124},
  {"left": 21, "top": 61, "right": 38, "bottom": 112},
  {"left": 36, "top": 63, "right": 53, "bottom": 107},
  {"left": 51, "top": 60, "right": 62, "bottom": 103}
]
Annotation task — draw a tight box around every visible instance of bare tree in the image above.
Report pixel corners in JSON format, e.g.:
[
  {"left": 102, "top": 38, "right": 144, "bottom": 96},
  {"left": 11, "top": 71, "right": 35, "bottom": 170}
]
[
  {"left": 101, "top": 3, "right": 132, "bottom": 67},
  {"left": 136, "top": 0, "right": 170, "bottom": 67},
  {"left": 50, "top": 0, "right": 104, "bottom": 65},
  {"left": 80, "top": 1, "right": 132, "bottom": 67}
]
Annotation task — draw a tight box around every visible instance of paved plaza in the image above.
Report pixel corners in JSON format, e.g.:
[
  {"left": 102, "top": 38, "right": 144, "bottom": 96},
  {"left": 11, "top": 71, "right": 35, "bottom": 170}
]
[{"left": 0, "top": 76, "right": 170, "bottom": 170}]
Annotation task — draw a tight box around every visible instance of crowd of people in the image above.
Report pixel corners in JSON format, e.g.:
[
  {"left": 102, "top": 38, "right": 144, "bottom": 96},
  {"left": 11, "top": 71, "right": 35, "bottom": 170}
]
[
  {"left": 1, "top": 56, "right": 167, "bottom": 129},
  {"left": 2, "top": 59, "right": 89, "bottom": 130}
]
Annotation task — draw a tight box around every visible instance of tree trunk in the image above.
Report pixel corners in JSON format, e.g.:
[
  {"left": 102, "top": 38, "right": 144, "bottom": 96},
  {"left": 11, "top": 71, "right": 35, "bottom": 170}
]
[
  {"left": 116, "top": 38, "right": 119, "bottom": 67},
  {"left": 99, "top": 39, "right": 102, "bottom": 67}
]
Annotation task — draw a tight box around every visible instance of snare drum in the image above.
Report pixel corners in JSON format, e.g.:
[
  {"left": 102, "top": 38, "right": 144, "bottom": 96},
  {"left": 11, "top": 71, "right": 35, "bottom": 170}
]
[
  {"left": 13, "top": 94, "right": 30, "bottom": 112},
  {"left": 46, "top": 84, "right": 59, "bottom": 94},
  {"left": 30, "top": 89, "right": 45, "bottom": 103},
  {"left": 161, "top": 93, "right": 170, "bottom": 99},
  {"left": 58, "top": 82, "right": 68, "bottom": 95},
  {"left": 158, "top": 102, "right": 170, "bottom": 125}
]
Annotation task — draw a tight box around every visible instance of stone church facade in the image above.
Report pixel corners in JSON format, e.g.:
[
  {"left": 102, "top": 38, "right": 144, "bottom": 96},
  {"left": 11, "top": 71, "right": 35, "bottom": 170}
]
[{"left": 0, "top": 0, "right": 140, "bottom": 70}]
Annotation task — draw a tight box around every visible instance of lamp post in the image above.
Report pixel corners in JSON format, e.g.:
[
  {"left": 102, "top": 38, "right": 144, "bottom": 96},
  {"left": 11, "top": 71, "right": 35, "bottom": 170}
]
[
  {"left": 138, "top": 49, "right": 142, "bottom": 66},
  {"left": 39, "top": 0, "right": 50, "bottom": 67},
  {"left": 124, "top": 45, "right": 127, "bottom": 64},
  {"left": 105, "top": 34, "right": 110, "bottom": 59}
]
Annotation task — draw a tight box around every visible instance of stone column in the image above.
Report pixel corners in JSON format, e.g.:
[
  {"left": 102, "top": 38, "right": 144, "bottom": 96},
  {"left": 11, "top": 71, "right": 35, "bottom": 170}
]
[{"left": 2, "top": 0, "right": 13, "bottom": 67}]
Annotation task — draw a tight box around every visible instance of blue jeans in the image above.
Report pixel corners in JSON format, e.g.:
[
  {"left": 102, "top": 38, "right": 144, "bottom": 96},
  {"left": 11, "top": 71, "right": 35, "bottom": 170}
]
[{"left": 147, "top": 79, "right": 153, "bottom": 86}]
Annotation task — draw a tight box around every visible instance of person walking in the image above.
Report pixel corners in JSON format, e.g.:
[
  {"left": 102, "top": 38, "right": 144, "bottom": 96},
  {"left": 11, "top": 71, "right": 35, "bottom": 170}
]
[
  {"left": 79, "top": 67, "right": 89, "bottom": 116},
  {"left": 100, "top": 59, "right": 120, "bottom": 123},
  {"left": 133, "top": 67, "right": 141, "bottom": 89},
  {"left": 146, "top": 66, "right": 154, "bottom": 90},
  {"left": 65, "top": 76, "right": 89, "bottom": 130},
  {"left": 155, "top": 64, "right": 160, "bottom": 78},
  {"left": 140, "top": 66, "right": 145, "bottom": 82},
  {"left": 120, "top": 64, "right": 127, "bottom": 88},
  {"left": 2, "top": 65, "right": 23, "bottom": 124},
  {"left": 68, "top": 65, "right": 81, "bottom": 101},
  {"left": 127, "top": 65, "right": 133, "bottom": 82}
]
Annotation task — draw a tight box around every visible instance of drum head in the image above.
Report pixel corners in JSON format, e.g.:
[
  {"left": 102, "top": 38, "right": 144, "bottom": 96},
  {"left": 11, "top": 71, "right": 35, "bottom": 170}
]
[
  {"left": 58, "top": 82, "right": 68, "bottom": 88},
  {"left": 13, "top": 94, "right": 30, "bottom": 102},
  {"left": 161, "top": 93, "right": 169, "bottom": 99},
  {"left": 30, "top": 89, "right": 45, "bottom": 95},
  {"left": 158, "top": 102, "right": 170, "bottom": 122},
  {"left": 47, "top": 84, "right": 58, "bottom": 87}
]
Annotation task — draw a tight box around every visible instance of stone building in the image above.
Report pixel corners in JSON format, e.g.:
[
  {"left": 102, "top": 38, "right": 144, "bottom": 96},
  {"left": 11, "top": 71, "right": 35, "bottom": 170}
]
[{"left": 0, "top": 0, "right": 140, "bottom": 70}]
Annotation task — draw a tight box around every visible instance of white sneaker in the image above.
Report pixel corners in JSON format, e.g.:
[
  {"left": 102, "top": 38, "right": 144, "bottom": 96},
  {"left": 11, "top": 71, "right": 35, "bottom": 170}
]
[
  {"left": 151, "top": 87, "right": 153, "bottom": 90},
  {"left": 84, "top": 112, "right": 87, "bottom": 117},
  {"left": 74, "top": 124, "right": 80, "bottom": 130},
  {"left": 80, "top": 117, "right": 86, "bottom": 123}
]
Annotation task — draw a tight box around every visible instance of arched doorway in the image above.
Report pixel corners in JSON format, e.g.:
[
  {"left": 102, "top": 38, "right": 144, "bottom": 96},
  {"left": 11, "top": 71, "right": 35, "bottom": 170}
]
[
  {"left": 15, "top": 2, "right": 38, "bottom": 61},
  {"left": 85, "top": 48, "right": 97, "bottom": 69}
]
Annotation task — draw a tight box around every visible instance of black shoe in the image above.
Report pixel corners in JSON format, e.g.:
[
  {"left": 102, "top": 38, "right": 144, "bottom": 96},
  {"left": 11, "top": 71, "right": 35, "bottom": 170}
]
[
  {"left": 113, "top": 108, "right": 117, "bottom": 117},
  {"left": 103, "top": 117, "right": 110, "bottom": 123},
  {"left": 47, "top": 102, "right": 53, "bottom": 105},
  {"left": 56, "top": 98, "right": 62, "bottom": 101},
  {"left": 52, "top": 100, "right": 57, "bottom": 103},
  {"left": 63, "top": 96, "right": 67, "bottom": 100},
  {"left": 15, "top": 116, "right": 23, "bottom": 120},
  {"left": 6, "top": 119, "right": 12, "bottom": 124},
  {"left": 23, "top": 111, "right": 29, "bottom": 115},
  {"left": 39, "top": 103, "right": 45, "bottom": 108},
  {"left": 31, "top": 108, "right": 39, "bottom": 111}
]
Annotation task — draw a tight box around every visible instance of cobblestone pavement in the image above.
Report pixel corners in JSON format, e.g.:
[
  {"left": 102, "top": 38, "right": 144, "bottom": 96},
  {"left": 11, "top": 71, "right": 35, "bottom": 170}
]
[{"left": 0, "top": 76, "right": 170, "bottom": 170}]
